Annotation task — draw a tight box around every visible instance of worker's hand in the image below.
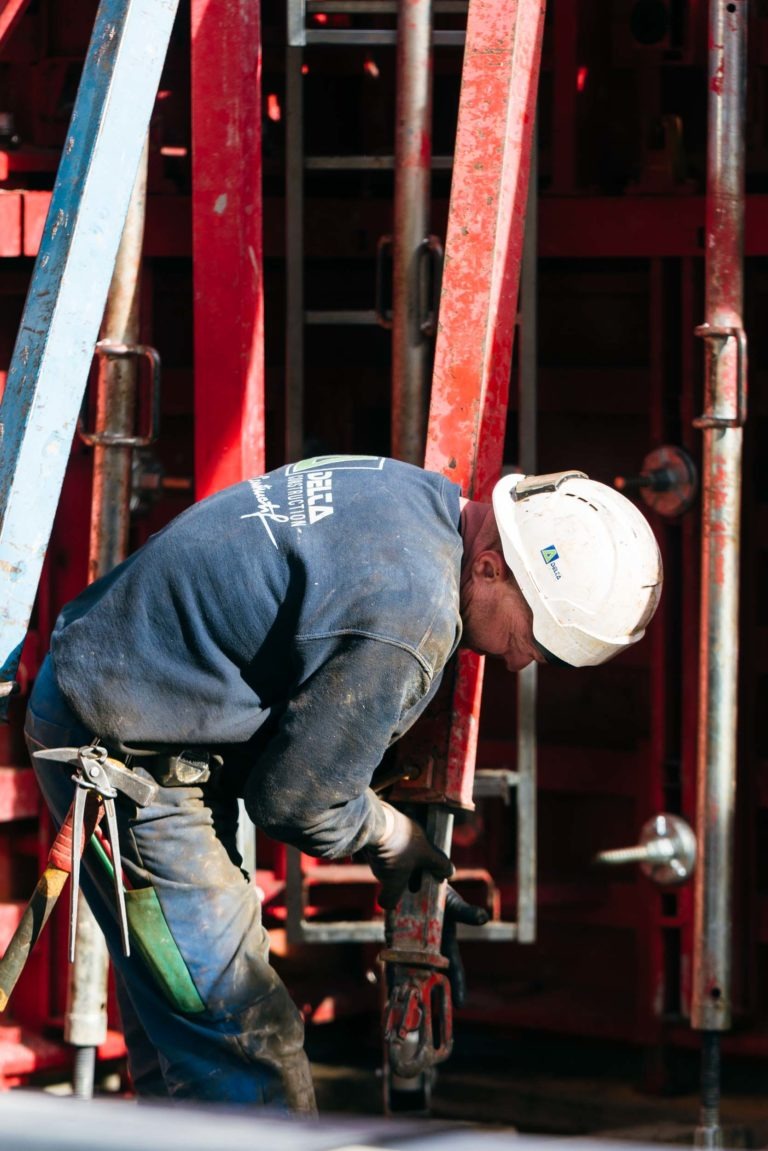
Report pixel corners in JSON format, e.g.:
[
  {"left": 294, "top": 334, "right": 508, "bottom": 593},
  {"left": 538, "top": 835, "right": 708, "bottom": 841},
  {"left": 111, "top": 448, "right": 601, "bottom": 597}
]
[
  {"left": 442, "top": 885, "right": 489, "bottom": 1009},
  {"left": 364, "top": 802, "right": 454, "bottom": 910}
]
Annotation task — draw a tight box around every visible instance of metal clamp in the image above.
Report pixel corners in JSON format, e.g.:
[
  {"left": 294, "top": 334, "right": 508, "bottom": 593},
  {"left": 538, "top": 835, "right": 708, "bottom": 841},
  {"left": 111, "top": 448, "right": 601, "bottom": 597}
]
[
  {"left": 383, "top": 963, "right": 453, "bottom": 1078},
  {"left": 78, "top": 341, "right": 162, "bottom": 447},
  {"left": 693, "top": 324, "right": 748, "bottom": 429}
]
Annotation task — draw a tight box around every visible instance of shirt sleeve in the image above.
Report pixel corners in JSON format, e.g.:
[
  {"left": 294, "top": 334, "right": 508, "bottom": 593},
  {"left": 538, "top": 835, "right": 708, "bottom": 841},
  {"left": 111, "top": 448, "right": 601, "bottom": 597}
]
[{"left": 243, "top": 635, "right": 436, "bottom": 859}]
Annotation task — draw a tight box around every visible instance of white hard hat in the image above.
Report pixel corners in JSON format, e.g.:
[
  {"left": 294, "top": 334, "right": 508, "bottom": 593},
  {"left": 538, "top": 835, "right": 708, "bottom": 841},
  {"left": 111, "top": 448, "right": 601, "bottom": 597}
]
[{"left": 491, "top": 470, "right": 663, "bottom": 668}]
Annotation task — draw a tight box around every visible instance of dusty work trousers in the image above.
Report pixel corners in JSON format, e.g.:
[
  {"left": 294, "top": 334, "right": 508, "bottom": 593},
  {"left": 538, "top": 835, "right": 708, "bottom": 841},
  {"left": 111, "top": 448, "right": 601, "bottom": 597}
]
[{"left": 24, "top": 657, "right": 316, "bottom": 1114}]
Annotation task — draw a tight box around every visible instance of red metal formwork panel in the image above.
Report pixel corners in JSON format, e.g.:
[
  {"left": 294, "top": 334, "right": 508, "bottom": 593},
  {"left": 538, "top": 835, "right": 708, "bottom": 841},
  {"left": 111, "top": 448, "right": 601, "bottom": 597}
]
[{"left": 190, "top": 0, "right": 265, "bottom": 498}]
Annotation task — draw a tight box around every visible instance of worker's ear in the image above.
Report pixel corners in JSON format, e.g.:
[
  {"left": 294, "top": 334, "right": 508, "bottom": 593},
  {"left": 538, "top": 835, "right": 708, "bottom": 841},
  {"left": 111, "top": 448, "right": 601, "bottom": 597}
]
[{"left": 471, "top": 549, "right": 506, "bottom": 584}]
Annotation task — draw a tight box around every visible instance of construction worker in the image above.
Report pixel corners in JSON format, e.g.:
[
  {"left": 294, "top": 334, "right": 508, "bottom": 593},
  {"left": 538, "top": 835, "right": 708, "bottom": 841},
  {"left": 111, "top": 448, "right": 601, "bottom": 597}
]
[{"left": 24, "top": 455, "right": 662, "bottom": 1114}]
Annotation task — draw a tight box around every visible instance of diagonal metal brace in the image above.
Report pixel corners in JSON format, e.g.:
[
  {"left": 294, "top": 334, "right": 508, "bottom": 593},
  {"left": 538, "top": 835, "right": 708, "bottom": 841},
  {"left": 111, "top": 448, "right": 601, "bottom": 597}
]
[{"left": 0, "top": 0, "right": 179, "bottom": 708}]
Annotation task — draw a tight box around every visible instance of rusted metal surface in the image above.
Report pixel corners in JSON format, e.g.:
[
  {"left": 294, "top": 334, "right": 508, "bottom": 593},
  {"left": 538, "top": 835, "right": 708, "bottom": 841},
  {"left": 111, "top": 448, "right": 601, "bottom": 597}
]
[
  {"left": 384, "top": 0, "right": 545, "bottom": 1094},
  {"left": 391, "top": 0, "right": 434, "bottom": 464},
  {"left": 397, "top": 0, "right": 545, "bottom": 808},
  {"left": 691, "top": 0, "right": 747, "bottom": 1038},
  {"left": 66, "top": 140, "right": 150, "bottom": 1094},
  {"left": 86, "top": 139, "right": 148, "bottom": 584},
  {"left": 424, "top": 0, "right": 545, "bottom": 499},
  {"left": 0, "top": 0, "right": 178, "bottom": 701},
  {"left": 191, "top": 0, "right": 265, "bottom": 497}
]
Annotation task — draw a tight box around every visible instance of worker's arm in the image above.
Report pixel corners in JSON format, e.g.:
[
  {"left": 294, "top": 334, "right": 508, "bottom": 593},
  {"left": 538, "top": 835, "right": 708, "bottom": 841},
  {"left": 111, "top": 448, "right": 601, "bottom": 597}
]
[{"left": 243, "top": 635, "right": 446, "bottom": 864}]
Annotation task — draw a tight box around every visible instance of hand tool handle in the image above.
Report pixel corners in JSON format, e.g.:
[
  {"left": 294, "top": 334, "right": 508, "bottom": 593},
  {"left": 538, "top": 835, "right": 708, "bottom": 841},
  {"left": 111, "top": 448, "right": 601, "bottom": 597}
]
[
  {"left": 0, "top": 865, "right": 68, "bottom": 1010},
  {"left": 0, "top": 795, "right": 101, "bottom": 1011},
  {"left": 49, "top": 793, "right": 101, "bottom": 872}
]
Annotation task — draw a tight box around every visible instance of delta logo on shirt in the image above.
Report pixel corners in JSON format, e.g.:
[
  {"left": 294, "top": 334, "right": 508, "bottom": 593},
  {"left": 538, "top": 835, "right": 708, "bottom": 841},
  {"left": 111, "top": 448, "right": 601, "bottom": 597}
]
[{"left": 242, "top": 455, "right": 386, "bottom": 545}]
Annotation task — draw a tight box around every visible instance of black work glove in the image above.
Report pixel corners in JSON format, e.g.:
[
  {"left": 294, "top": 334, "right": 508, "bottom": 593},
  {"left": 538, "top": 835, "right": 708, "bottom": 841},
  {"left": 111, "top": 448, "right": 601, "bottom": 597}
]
[
  {"left": 364, "top": 801, "right": 454, "bottom": 910},
  {"left": 441, "top": 885, "right": 489, "bottom": 1009}
]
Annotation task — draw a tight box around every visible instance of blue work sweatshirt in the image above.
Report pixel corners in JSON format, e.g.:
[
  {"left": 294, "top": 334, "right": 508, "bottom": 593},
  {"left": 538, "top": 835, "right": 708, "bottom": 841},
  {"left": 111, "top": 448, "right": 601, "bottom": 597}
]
[{"left": 49, "top": 456, "right": 464, "bottom": 859}]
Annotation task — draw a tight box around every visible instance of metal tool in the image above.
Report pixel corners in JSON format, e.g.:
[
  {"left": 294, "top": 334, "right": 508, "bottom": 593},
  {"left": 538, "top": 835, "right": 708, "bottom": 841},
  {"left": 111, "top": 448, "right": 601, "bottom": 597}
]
[
  {"left": 35, "top": 745, "right": 157, "bottom": 960},
  {"left": 0, "top": 745, "right": 156, "bottom": 1014}
]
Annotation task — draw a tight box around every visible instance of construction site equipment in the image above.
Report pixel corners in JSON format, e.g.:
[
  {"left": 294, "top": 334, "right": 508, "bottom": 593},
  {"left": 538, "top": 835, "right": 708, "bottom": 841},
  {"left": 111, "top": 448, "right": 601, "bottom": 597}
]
[
  {"left": 692, "top": 1, "right": 748, "bottom": 1145},
  {"left": 0, "top": 0, "right": 178, "bottom": 705},
  {"left": 492, "top": 470, "right": 663, "bottom": 667},
  {"left": 284, "top": 0, "right": 459, "bottom": 462},
  {"left": 190, "top": 0, "right": 265, "bottom": 495},
  {"left": 383, "top": 0, "right": 546, "bottom": 1108},
  {"left": 614, "top": 445, "right": 699, "bottom": 519},
  {"left": 595, "top": 813, "right": 697, "bottom": 887},
  {"left": 67, "top": 139, "right": 153, "bottom": 1100},
  {"left": 0, "top": 746, "right": 156, "bottom": 1011}
]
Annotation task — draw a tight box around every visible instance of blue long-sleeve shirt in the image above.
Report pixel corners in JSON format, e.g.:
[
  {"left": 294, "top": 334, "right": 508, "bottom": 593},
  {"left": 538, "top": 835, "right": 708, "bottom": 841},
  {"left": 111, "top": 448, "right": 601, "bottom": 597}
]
[{"left": 49, "top": 456, "right": 464, "bottom": 858}]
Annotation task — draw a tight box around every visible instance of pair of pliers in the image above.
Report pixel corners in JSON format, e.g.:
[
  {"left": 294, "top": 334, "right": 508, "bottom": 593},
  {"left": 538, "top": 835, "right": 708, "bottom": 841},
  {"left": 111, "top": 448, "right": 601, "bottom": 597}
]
[{"left": 34, "top": 745, "right": 158, "bottom": 960}]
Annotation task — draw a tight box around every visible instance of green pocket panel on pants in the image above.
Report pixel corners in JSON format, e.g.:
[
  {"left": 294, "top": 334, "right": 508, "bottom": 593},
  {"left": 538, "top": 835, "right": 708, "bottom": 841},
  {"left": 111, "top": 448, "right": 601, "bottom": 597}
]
[
  {"left": 89, "top": 835, "right": 205, "bottom": 1015},
  {"left": 124, "top": 886, "right": 206, "bottom": 1015}
]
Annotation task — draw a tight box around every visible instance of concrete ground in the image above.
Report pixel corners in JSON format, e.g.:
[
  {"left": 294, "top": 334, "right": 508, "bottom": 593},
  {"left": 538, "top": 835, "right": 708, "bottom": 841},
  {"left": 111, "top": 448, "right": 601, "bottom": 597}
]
[{"left": 306, "top": 1021, "right": 768, "bottom": 1146}]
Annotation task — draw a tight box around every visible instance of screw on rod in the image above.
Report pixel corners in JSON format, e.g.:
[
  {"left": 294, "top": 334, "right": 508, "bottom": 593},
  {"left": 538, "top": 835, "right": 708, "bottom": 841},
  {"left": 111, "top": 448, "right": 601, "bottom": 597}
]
[
  {"left": 694, "top": 1030, "right": 722, "bottom": 1148},
  {"left": 595, "top": 840, "right": 675, "bottom": 867},
  {"left": 72, "top": 1045, "right": 96, "bottom": 1100}
]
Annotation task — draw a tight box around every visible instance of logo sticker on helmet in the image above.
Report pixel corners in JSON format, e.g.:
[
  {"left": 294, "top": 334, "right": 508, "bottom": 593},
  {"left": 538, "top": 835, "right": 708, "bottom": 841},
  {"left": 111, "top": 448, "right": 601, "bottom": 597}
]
[{"left": 541, "top": 544, "right": 562, "bottom": 581}]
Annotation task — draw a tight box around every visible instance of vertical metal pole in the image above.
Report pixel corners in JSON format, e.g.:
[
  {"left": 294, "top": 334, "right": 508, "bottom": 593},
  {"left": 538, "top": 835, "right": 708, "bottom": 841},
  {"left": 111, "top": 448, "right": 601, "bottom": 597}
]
[
  {"left": 391, "top": 0, "right": 434, "bottom": 463},
  {"left": 692, "top": 2, "right": 748, "bottom": 1145},
  {"left": 191, "top": 0, "right": 265, "bottom": 496},
  {"left": 66, "top": 139, "right": 149, "bottom": 1101},
  {"left": 515, "top": 127, "right": 537, "bottom": 944},
  {"left": 285, "top": 34, "right": 305, "bottom": 463}
]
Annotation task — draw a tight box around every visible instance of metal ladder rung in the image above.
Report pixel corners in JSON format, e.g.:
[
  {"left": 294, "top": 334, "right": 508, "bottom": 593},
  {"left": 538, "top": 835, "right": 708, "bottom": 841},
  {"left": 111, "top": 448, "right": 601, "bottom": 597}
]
[
  {"left": 305, "top": 309, "right": 379, "bottom": 326},
  {"left": 473, "top": 769, "right": 520, "bottom": 800},
  {"left": 304, "top": 29, "right": 465, "bottom": 46},
  {"left": 306, "top": 1, "right": 468, "bottom": 12},
  {"left": 305, "top": 154, "right": 453, "bottom": 171},
  {"left": 291, "top": 919, "right": 519, "bottom": 944}
]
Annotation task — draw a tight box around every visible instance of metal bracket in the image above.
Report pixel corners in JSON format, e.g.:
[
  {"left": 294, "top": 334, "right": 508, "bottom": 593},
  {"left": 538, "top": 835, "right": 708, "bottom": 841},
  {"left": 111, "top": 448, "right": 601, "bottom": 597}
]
[
  {"left": 693, "top": 324, "right": 748, "bottom": 429},
  {"left": 78, "top": 341, "right": 161, "bottom": 447},
  {"left": 375, "top": 234, "right": 394, "bottom": 330},
  {"left": 382, "top": 960, "right": 453, "bottom": 1079},
  {"left": 418, "top": 235, "right": 444, "bottom": 338}
]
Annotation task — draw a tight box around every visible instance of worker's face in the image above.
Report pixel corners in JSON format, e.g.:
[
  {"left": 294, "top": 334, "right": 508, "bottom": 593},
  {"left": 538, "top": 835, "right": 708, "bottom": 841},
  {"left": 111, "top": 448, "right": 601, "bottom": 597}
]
[{"left": 459, "top": 550, "right": 546, "bottom": 673}]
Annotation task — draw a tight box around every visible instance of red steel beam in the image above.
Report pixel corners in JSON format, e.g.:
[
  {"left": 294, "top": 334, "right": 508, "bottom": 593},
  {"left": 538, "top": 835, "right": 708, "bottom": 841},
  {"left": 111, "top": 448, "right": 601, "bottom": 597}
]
[
  {"left": 0, "top": 0, "right": 31, "bottom": 56},
  {"left": 190, "top": 0, "right": 265, "bottom": 498},
  {"left": 382, "top": 6, "right": 546, "bottom": 1093},
  {"left": 413, "top": 0, "right": 545, "bottom": 807}
]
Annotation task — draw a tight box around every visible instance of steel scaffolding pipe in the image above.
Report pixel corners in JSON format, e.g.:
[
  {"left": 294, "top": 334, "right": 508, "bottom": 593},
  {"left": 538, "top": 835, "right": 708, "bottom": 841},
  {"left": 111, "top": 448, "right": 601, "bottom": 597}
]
[
  {"left": 391, "top": 0, "right": 434, "bottom": 463},
  {"left": 66, "top": 139, "right": 149, "bottom": 1100},
  {"left": 692, "top": 0, "right": 748, "bottom": 1142}
]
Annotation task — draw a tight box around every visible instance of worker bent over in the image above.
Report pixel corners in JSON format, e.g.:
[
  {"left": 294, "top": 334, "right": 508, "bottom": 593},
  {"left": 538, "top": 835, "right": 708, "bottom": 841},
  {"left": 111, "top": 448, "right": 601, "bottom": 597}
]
[{"left": 25, "top": 456, "right": 662, "bottom": 1113}]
